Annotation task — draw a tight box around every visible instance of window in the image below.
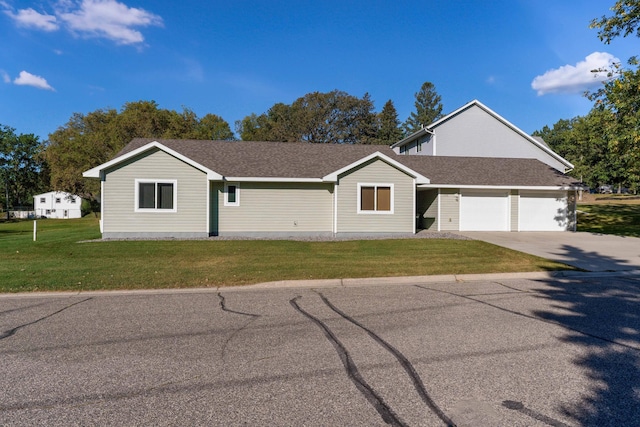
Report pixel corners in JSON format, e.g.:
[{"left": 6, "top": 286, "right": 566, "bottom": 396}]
[
  {"left": 40, "top": 197, "right": 45, "bottom": 203},
  {"left": 224, "top": 183, "right": 240, "bottom": 206},
  {"left": 417, "top": 139, "right": 422, "bottom": 152},
  {"left": 70, "top": 198, "right": 76, "bottom": 204},
  {"left": 358, "top": 183, "right": 393, "bottom": 214},
  {"left": 135, "top": 180, "right": 177, "bottom": 212},
  {"left": 399, "top": 145, "right": 407, "bottom": 154},
  {"left": 46, "top": 209, "right": 51, "bottom": 215},
  {"left": 55, "top": 198, "right": 61, "bottom": 203}
]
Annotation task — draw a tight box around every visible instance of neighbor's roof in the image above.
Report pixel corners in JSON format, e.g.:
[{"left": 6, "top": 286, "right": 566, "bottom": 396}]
[
  {"left": 91, "top": 138, "right": 579, "bottom": 188},
  {"left": 390, "top": 99, "right": 574, "bottom": 171}
]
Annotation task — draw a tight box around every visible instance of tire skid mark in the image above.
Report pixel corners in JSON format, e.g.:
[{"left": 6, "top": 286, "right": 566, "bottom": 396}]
[
  {"left": 290, "top": 296, "right": 407, "bottom": 427},
  {"left": 217, "top": 293, "right": 260, "bottom": 318},
  {"left": 415, "top": 285, "right": 640, "bottom": 352},
  {"left": 502, "top": 400, "right": 571, "bottom": 427},
  {"left": 217, "top": 292, "right": 260, "bottom": 363},
  {"left": 0, "top": 298, "right": 92, "bottom": 340},
  {"left": 317, "top": 291, "right": 457, "bottom": 427}
]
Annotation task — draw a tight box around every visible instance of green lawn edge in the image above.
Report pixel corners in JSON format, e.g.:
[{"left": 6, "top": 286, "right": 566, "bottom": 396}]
[{"left": 1, "top": 216, "right": 574, "bottom": 293}]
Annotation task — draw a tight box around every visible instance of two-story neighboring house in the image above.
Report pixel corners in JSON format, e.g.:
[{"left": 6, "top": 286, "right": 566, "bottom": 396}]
[
  {"left": 34, "top": 191, "right": 82, "bottom": 219},
  {"left": 391, "top": 100, "right": 577, "bottom": 232}
]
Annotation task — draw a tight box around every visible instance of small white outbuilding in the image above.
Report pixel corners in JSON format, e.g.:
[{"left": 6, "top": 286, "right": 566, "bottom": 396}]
[{"left": 33, "top": 191, "right": 82, "bottom": 219}]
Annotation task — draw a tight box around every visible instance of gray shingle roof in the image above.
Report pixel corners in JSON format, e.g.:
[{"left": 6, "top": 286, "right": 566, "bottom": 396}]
[{"left": 116, "top": 138, "right": 579, "bottom": 187}]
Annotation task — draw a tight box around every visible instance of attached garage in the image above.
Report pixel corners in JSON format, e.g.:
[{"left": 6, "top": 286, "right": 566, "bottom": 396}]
[
  {"left": 460, "top": 190, "right": 510, "bottom": 231},
  {"left": 519, "top": 190, "right": 568, "bottom": 231}
]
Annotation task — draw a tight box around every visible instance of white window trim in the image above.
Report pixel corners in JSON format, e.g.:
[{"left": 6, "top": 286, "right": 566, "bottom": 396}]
[
  {"left": 357, "top": 183, "right": 394, "bottom": 215},
  {"left": 224, "top": 182, "right": 240, "bottom": 207},
  {"left": 134, "top": 179, "right": 178, "bottom": 213}
]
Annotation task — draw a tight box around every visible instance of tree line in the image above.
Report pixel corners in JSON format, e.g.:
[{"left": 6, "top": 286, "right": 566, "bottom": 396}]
[
  {"left": 1, "top": 82, "right": 442, "bottom": 209},
  {"left": 535, "top": 0, "right": 640, "bottom": 193},
  {"left": 3, "top": 1, "right": 640, "bottom": 210}
]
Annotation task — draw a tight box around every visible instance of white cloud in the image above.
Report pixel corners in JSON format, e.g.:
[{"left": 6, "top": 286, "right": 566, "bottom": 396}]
[
  {"left": 531, "top": 52, "right": 619, "bottom": 95},
  {"left": 3, "top": 0, "right": 162, "bottom": 45},
  {"left": 14, "top": 71, "right": 55, "bottom": 91},
  {"left": 5, "top": 7, "right": 59, "bottom": 31},
  {"left": 57, "top": 0, "right": 163, "bottom": 45},
  {"left": 1, "top": 70, "right": 10, "bottom": 83}
]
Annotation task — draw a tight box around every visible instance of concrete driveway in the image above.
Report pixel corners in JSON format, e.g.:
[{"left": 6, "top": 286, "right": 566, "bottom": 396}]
[{"left": 458, "top": 231, "right": 640, "bottom": 272}]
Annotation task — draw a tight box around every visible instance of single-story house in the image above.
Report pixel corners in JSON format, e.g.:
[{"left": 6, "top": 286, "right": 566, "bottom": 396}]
[
  {"left": 83, "top": 101, "right": 581, "bottom": 239},
  {"left": 33, "top": 191, "right": 82, "bottom": 219}
]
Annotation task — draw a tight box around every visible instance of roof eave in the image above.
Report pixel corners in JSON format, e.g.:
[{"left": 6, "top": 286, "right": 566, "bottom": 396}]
[
  {"left": 418, "top": 184, "right": 582, "bottom": 190},
  {"left": 389, "top": 128, "right": 429, "bottom": 148}
]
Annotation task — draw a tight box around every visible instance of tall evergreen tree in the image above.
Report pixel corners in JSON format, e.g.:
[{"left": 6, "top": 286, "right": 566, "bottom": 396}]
[
  {"left": 402, "top": 81, "right": 443, "bottom": 135},
  {"left": 377, "top": 100, "right": 403, "bottom": 145}
]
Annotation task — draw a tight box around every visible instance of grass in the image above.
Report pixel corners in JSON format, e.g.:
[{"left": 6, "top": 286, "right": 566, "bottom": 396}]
[
  {"left": 577, "top": 202, "right": 640, "bottom": 237},
  {"left": 0, "top": 216, "right": 572, "bottom": 293}
]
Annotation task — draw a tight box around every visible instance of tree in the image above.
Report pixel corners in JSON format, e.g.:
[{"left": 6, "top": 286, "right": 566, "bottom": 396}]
[
  {"left": 0, "top": 125, "right": 47, "bottom": 213},
  {"left": 591, "top": 0, "right": 640, "bottom": 44},
  {"left": 403, "top": 81, "right": 443, "bottom": 135},
  {"left": 533, "top": 108, "right": 633, "bottom": 192},
  {"left": 195, "top": 113, "right": 234, "bottom": 140},
  {"left": 44, "top": 101, "right": 234, "bottom": 199},
  {"left": 587, "top": 62, "right": 640, "bottom": 191},
  {"left": 236, "top": 90, "right": 378, "bottom": 144},
  {"left": 377, "top": 100, "right": 403, "bottom": 145}
]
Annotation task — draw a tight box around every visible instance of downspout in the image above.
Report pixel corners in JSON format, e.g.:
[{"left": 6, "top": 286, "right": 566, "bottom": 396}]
[
  {"left": 333, "top": 183, "right": 338, "bottom": 235},
  {"left": 205, "top": 180, "right": 210, "bottom": 236},
  {"left": 423, "top": 128, "right": 436, "bottom": 155},
  {"left": 100, "top": 173, "right": 105, "bottom": 233},
  {"left": 412, "top": 179, "right": 416, "bottom": 234},
  {"left": 437, "top": 188, "right": 441, "bottom": 232}
]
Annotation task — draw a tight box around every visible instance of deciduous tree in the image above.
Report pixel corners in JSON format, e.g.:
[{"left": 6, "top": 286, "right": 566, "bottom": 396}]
[
  {"left": 237, "top": 90, "right": 378, "bottom": 144},
  {"left": 0, "top": 125, "right": 47, "bottom": 212},
  {"left": 44, "top": 101, "right": 234, "bottom": 199},
  {"left": 591, "top": 0, "right": 640, "bottom": 43}
]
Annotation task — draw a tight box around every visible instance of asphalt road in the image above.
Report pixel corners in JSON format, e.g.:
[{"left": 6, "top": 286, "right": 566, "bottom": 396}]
[{"left": 1, "top": 275, "right": 640, "bottom": 426}]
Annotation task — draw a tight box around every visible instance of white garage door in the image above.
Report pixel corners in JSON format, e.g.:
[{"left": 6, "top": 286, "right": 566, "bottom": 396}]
[
  {"left": 519, "top": 191, "right": 568, "bottom": 231},
  {"left": 460, "top": 190, "right": 509, "bottom": 231}
]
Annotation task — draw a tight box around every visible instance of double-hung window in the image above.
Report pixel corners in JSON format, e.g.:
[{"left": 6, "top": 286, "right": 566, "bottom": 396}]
[
  {"left": 135, "top": 180, "right": 177, "bottom": 212},
  {"left": 358, "top": 183, "right": 394, "bottom": 214}
]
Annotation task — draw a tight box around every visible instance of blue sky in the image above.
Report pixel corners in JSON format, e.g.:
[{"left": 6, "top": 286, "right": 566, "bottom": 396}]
[{"left": 1, "top": 0, "right": 637, "bottom": 141}]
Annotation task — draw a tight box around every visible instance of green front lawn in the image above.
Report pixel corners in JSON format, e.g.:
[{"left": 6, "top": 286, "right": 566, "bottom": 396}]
[
  {"left": 577, "top": 203, "right": 640, "bottom": 237},
  {"left": 0, "top": 217, "right": 572, "bottom": 293}
]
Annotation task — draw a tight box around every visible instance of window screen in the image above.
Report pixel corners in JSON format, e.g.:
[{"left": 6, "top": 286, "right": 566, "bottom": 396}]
[
  {"left": 157, "top": 183, "right": 174, "bottom": 209},
  {"left": 139, "top": 183, "right": 156, "bottom": 209},
  {"left": 376, "top": 187, "right": 391, "bottom": 211},
  {"left": 361, "top": 187, "right": 375, "bottom": 211}
]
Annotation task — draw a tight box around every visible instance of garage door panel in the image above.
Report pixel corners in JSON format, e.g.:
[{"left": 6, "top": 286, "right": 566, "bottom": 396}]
[
  {"left": 460, "top": 190, "right": 509, "bottom": 231},
  {"left": 519, "top": 191, "right": 568, "bottom": 231}
]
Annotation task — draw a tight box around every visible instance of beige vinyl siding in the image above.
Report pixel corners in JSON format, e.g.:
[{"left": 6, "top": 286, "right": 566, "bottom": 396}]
[
  {"left": 214, "top": 182, "right": 333, "bottom": 233},
  {"left": 439, "top": 188, "right": 459, "bottom": 231},
  {"left": 103, "top": 149, "right": 207, "bottom": 234},
  {"left": 510, "top": 190, "right": 519, "bottom": 231},
  {"left": 417, "top": 189, "right": 438, "bottom": 230},
  {"left": 336, "top": 159, "right": 414, "bottom": 233}
]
